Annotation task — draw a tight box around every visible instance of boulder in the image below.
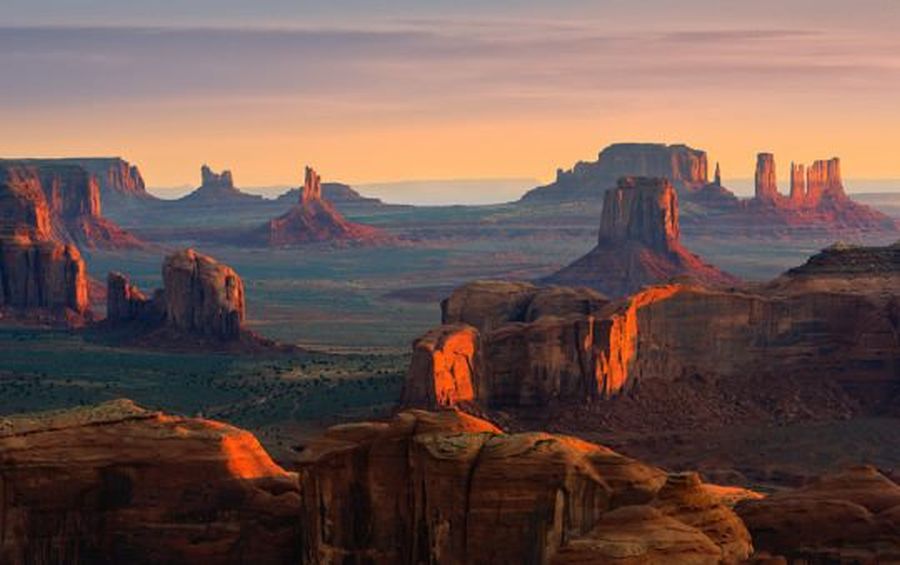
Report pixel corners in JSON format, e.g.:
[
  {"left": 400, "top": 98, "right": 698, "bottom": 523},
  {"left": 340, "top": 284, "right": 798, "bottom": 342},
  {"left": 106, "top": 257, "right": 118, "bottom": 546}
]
[{"left": 737, "top": 466, "right": 900, "bottom": 562}]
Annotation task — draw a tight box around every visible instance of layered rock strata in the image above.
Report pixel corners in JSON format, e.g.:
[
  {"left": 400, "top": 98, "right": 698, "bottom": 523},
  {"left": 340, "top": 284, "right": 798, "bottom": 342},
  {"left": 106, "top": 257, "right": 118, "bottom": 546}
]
[
  {"left": 296, "top": 408, "right": 753, "bottom": 564},
  {"left": 0, "top": 400, "right": 302, "bottom": 564}
]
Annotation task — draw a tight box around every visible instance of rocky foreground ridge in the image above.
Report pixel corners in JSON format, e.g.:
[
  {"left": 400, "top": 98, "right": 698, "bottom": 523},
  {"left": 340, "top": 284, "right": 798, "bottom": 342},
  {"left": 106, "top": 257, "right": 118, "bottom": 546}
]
[
  {"left": 107, "top": 248, "right": 247, "bottom": 342},
  {"left": 404, "top": 240, "right": 900, "bottom": 413},
  {"left": 2, "top": 400, "right": 898, "bottom": 563},
  {"left": 544, "top": 176, "right": 739, "bottom": 296}
]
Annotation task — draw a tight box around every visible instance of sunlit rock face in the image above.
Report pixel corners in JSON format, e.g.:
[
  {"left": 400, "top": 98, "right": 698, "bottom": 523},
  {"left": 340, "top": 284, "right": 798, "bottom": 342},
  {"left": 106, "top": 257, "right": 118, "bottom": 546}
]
[
  {"left": 106, "top": 248, "right": 246, "bottom": 341},
  {"left": 163, "top": 248, "right": 245, "bottom": 339},
  {"left": 521, "top": 142, "right": 710, "bottom": 202},
  {"left": 737, "top": 465, "right": 900, "bottom": 563},
  {"left": 754, "top": 153, "right": 779, "bottom": 203},
  {"left": 0, "top": 400, "right": 302, "bottom": 564},
  {"left": 0, "top": 164, "right": 90, "bottom": 320},
  {"left": 545, "top": 177, "right": 738, "bottom": 297},
  {"left": 296, "top": 409, "right": 752, "bottom": 564},
  {"left": 259, "top": 165, "right": 390, "bottom": 245},
  {"left": 0, "top": 160, "right": 144, "bottom": 249},
  {"left": 404, "top": 241, "right": 900, "bottom": 411}
]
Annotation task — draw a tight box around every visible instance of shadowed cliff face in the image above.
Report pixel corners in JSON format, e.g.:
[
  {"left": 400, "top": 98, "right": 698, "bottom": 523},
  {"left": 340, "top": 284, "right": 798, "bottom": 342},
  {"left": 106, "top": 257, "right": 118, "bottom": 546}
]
[
  {"left": 545, "top": 176, "right": 737, "bottom": 297},
  {"left": 107, "top": 248, "right": 246, "bottom": 341},
  {"left": 295, "top": 408, "right": 753, "bottom": 565}
]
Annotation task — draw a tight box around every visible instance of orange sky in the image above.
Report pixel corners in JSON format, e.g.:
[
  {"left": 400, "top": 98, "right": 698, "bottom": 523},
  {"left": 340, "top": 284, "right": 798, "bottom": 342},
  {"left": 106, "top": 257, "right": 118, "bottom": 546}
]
[{"left": 2, "top": 10, "right": 900, "bottom": 191}]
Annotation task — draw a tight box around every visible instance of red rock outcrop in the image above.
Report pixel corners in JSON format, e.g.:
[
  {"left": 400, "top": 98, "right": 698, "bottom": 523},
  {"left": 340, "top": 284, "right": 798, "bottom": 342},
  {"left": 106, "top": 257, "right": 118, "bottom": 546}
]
[
  {"left": 0, "top": 164, "right": 90, "bottom": 321},
  {"left": 545, "top": 177, "right": 739, "bottom": 297},
  {"left": 521, "top": 143, "right": 711, "bottom": 202},
  {"left": 737, "top": 466, "right": 900, "bottom": 562},
  {"left": 405, "top": 241, "right": 900, "bottom": 411},
  {"left": 258, "top": 166, "right": 390, "bottom": 246},
  {"left": 106, "top": 249, "right": 247, "bottom": 341},
  {"left": 0, "top": 399, "right": 302, "bottom": 564},
  {"left": 296, "top": 408, "right": 751, "bottom": 564},
  {"left": 789, "top": 161, "right": 806, "bottom": 206},
  {"left": 754, "top": 153, "right": 779, "bottom": 203},
  {"left": 0, "top": 160, "right": 145, "bottom": 249},
  {"left": 22, "top": 158, "right": 153, "bottom": 208},
  {"left": 178, "top": 165, "right": 264, "bottom": 205}
]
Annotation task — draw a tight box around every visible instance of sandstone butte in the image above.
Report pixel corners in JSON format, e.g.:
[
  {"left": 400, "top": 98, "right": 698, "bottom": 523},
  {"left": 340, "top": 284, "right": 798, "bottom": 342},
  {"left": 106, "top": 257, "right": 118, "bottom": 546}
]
[
  {"left": 0, "top": 160, "right": 145, "bottom": 249},
  {"left": 177, "top": 165, "right": 265, "bottom": 204},
  {"left": 543, "top": 176, "right": 739, "bottom": 297},
  {"left": 22, "top": 157, "right": 154, "bottom": 209},
  {"left": 257, "top": 166, "right": 390, "bottom": 246},
  {"left": 402, "top": 240, "right": 900, "bottom": 412},
  {"left": 107, "top": 248, "right": 246, "bottom": 342},
  {"left": 0, "top": 163, "right": 90, "bottom": 322},
  {"left": 1, "top": 399, "right": 768, "bottom": 564}
]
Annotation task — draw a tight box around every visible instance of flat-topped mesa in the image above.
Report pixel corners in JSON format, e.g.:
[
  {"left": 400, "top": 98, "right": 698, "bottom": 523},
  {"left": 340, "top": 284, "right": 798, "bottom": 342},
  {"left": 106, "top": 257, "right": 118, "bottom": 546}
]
[
  {"left": 790, "top": 162, "right": 806, "bottom": 206},
  {"left": 754, "top": 153, "right": 780, "bottom": 203},
  {"left": 598, "top": 177, "right": 680, "bottom": 252},
  {"left": 200, "top": 164, "right": 235, "bottom": 190},
  {"left": 520, "top": 142, "right": 716, "bottom": 202},
  {"left": 300, "top": 165, "right": 322, "bottom": 205},
  {"left": 106, "top": 248, "right": 247, "bottom": 341}
]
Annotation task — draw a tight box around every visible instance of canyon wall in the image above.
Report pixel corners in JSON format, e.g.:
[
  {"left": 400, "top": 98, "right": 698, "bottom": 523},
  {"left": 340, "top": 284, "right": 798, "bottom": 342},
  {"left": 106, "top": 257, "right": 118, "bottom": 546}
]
[
  {"left": 406, "top": 242, "right": 900, "bottom": 411},
  {"left": 0, "top": 163, "right": 90, "bottom": 318}
]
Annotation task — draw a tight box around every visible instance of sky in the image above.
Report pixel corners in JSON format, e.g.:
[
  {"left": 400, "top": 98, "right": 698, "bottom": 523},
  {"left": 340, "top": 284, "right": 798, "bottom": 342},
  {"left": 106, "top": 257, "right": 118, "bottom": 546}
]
[{"left": 2, "top": 1, "right": 900, "bottom": 199}]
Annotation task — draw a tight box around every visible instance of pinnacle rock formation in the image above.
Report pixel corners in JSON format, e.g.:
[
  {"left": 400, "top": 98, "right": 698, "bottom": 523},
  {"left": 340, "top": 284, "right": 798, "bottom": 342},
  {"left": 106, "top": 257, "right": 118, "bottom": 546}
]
[
  {"left": 107, "top": 248, "right": 247, "bottom": 342},
  {"left": 258, "top": 165, "right": 389, "bottom": 245},
  {"left": 0, "top": 160, "right": 145, "bottom": 249},
  {"left": 521, "top": 143, "right": 712, "bottom": 202},
  {"left": 0, "top": 400, "right": 302, "bottom": 563},
  {"left": 544, "top": 177, "right": 738, "bottom": 297},
  {"left": 744, "top": 153, "right": 894, "bottom": 230},
  {"left": 754, "top": 153, "right": 779, "bottom": 202},
  {"left": 178, "top": 165, "right": 263, "bottom": 204}
]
